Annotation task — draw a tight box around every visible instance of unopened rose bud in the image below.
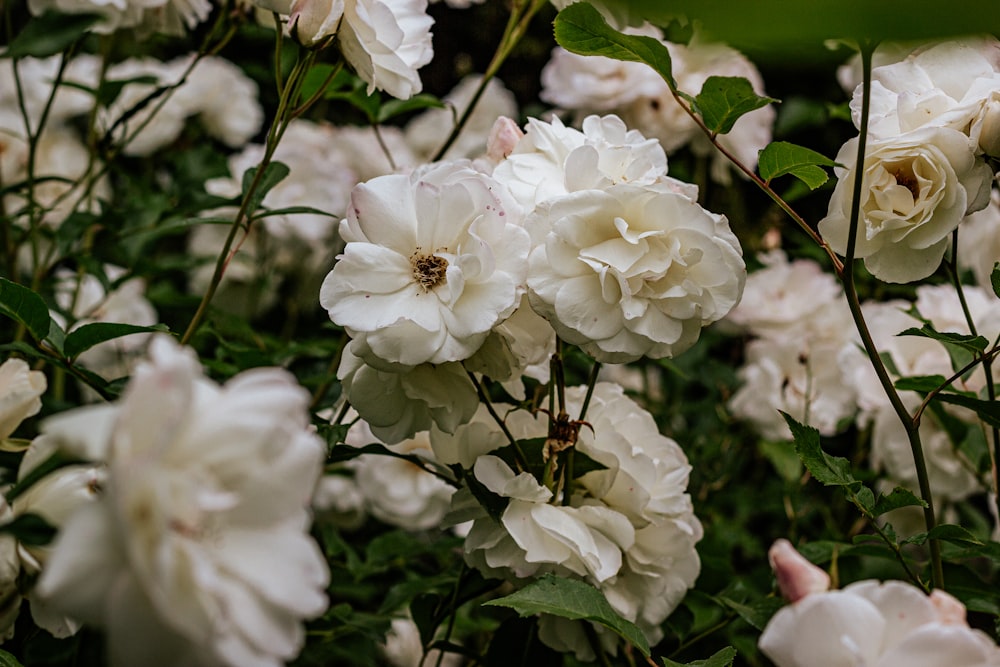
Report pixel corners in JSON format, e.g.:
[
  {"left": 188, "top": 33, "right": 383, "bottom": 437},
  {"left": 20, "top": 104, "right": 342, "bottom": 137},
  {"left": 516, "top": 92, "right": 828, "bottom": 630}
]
[
  {"left": 486, "top": 116, "right": 523, "bottom": 163},
  {"left": 769, "top": 538, "right": 831, "bottom": 603},
  {"left": 930, "top": 589, "right": 968, "bottom": 626},
  {"left": 288, "top": 0, "right": 344, "bottom": 47},
  {"left": 977, "top": 97, "right": 1000, "bottom": 157}
]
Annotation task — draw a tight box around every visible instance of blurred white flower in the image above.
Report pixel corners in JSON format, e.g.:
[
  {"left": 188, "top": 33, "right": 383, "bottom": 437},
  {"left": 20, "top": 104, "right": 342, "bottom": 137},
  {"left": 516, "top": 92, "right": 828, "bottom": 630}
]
[
  {"left": 729, "top": 338, "right": 857, "bottom": 440},
  {"left": 338, "top": 338, "right": 479, "bottom": 444},
  {"left": 818, "top": 127, "right": 993, "bottom": 283},
  {"left": 344, "top": 420, "right": 454, "bottom": 530},
  {"left": 53, "top": 266, "right": 158, "bottom": 385},
  {"left": 0, "top": 359, "right": 46, "bottom": 440},
  {"left": 101, "top": 55, "right": 263, "bottom": 156},
  {"left": 381, "top": 615, "right": 462, "bottom": 667},
  {"left": 328, "top": 124, "right": 417, "bottom": 180},
  {"left": 759, "top": 540, "right": 1000, "bottom": 667},
  {"left": 957, "top": 188, "right": 1000, "bottom": 292},
  {"left": 0, "top": 55, "right": 101, "bottom": 125},
  {"left": 27, "top": 0, "right": 212, "bottom": 35},
  {"left": 527, "top": 181, "right": 744, "bottom": 363},
  {"left": 36, "top": 336, "right": 329, "bottom": 667},
  {"left": 320, "top": 160, "right": 529, "bottom": 367},
  {"left": 405, "top": 74, "right": 518, "bottom": 162},
  {"left": 726, "top": 250, "right": 846, "bottom": 341}
]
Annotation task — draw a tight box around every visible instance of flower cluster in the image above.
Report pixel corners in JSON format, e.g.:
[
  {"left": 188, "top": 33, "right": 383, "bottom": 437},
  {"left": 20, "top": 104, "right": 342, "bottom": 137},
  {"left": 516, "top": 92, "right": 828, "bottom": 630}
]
[{"left": 820, "top": 37, "right": 1000, "bottom": 283}]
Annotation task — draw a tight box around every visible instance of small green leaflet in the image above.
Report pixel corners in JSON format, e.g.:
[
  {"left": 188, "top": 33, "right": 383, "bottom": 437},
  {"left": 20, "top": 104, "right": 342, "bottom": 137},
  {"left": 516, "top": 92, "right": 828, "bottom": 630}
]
[
  {"left": 0, "top": 278, "right": 53, "bottom": 344},
  {"left": 485, "top": 574, "right": 650, "bottom": 657},
  {"left": 991, "top": 262, "right": 1000, "bottom": 300},
  {"left": 0, "top": 648, "right": 24, "bottom": 667},
  {"left": 554, "top": 2, "right": 676, "bottom": 89},
  {"left": 694, "top": 76, "right": 776, "bottom": 136},
  {"left": 63, "top": 322, "right": 169, "bottom": 360},
  {"left": 241, "top": 161, "right": 290, "bottom": 217},
  {"left": 781, "top": 412, "right": 854, "bottom": 487},
  {"left": 758, "top": 141, "right": 838, "bottom": 190},
  {"left": 663, "top": 646, "right": 737, "bottom": 667},
  {"left": 3, "top": 11, "right": 101, "bottom": 58}
]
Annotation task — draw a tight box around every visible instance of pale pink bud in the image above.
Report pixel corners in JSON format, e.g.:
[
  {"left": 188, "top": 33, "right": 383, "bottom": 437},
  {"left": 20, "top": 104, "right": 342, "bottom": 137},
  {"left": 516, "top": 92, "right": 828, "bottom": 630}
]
[
  {"left": 930, "top": 589, "right": 968, "bottom": 626},
  {"left": 486, "top": 116, "right": 523, "bottom": 163},
  {"left": 288, "top": 0, "right": 344, "bottom": 47},
  {"left": 769, "top": 539, "right": 831, "bottom": 603}
]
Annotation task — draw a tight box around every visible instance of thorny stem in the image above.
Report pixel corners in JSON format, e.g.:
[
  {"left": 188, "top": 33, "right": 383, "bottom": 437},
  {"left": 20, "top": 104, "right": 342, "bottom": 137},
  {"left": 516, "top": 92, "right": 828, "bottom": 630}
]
[
  {"left": 431, "top": 0, "right": 548, "bottom": 161},
  {"left": 839, "top": 42, "right": 941, "bottom": 588}
]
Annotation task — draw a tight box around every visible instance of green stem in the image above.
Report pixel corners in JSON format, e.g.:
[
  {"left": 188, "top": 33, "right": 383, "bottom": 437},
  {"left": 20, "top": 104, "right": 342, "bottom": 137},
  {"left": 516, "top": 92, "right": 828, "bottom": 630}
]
[
  {"left": 840, "top": 42, "right": 941, "bottom": 588},
  {"left": 431, "top": 0, "right": 548, "bottom": 161},
  {"left": 466, "top": 369, "right": 528, "bottom": 470}
]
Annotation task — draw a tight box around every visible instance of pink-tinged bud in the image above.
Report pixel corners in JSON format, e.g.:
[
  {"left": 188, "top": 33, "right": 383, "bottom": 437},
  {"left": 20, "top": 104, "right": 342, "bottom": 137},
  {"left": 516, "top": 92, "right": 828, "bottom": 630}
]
[
  {"left": 486, "top": 116, "right": 523, "bottom": 163},
  {"left": 769, "top": 539, "right": 831, "bottom": 603},
  {"left": 288, "top": 0, "right": 344, "bottom": 47},
  {"left": 930, "top": 589, "right": 968, "bottom": 626}
]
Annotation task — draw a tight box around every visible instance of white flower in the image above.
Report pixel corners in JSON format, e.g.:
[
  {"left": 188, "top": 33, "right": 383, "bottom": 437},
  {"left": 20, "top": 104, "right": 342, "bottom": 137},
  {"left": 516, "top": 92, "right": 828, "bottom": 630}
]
[
  {"left": 405, "top": 74, "right": 518, "bottom": 162},
  {"left": 328, "top": 124, "right": 417, "bottom": 181},
  {"left": 0, "top": 359, "right": 46, "bottom": 440},
  {"left": 286, "top": 0, "right": 434, "bottom": 99},
  {"left": 381, "top": 615, "right": 462, "bottom": 667},
  {"left": 53, "top": 266, "right": 158, "bottom": 384},
  {"left": 725, "top": 250, "right": 846, "bottom": 342},
  {"left": 35, "top": 336, "right": 329, "bottom": 667},
  {"left": 818, "top": 127, "right": 993, "bottom": 283},
  {"left": 337, "top": 338, "right": 479, "bottom": 444},
  {"left": 320, "top": 160, "right": 529, "bottom": 367},
  {"left": 527, "top": 181, "right": 744, "bottom": 363},
  {"left": 541, "top": 43, "right": 667, "bottom": 116},
  {"left": 492, "top": 114, "right": 687, "bottom": 214},
  {"left": 729, "top": 337, "right": 857, "bottom": 441},
  {"left": 0, "top": 55, "right": 101, "bottom": 125},
  {"left": 101, "top": 55, "right": 263, "bottom": 156},
  {"left": 27, "top": 0, "right": 212, "bottom": 35},
  {"left": 759, "top": 540, "right": 1000, "bottom": 667},
  {"left": 957, "top": 188, "right": 1000, "bottom": 292},
  {"left": 344, "top": 420, "right": 454, "bottom": 530},
  {"left": 854, "top": 38, "right": 1000, "bottom": 155}
]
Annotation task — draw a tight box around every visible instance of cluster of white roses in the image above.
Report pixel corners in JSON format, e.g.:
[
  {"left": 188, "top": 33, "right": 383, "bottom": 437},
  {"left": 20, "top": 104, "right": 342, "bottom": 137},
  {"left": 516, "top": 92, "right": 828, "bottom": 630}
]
[
  {"left": 728, "top": 247, "right": 1000, "bottom": 512},
  {"left": 760, "top": 539, "right": 1000, "bottom": 666},
  {"left": 821, "top": 37, "right": 1000, "bottom": 283},
  {"left": 437, "top": 383, "right": 702, "bottom": 658}
]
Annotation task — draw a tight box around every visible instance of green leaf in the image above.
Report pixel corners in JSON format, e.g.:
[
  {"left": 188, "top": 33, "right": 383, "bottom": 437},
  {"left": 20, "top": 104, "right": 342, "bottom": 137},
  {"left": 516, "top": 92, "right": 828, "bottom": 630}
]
[
  {"left": 694, "top": 76, "right": 776, "bottom": 135},
  {"left": 782, "top": 412, "right": 855, "bottom": 487},
  {"left": 933, "top": 393, "right": 1000, "bottom": 429},
  {"left": 904, "top": 523, "right": 984, "bottom": 547},
  {"left": 0, "top": 278, "right": 52, "bottom": 343},
  {"left": 378, "top": 93, "right": 446, "bottom": 123},
  {"left": 758, "top": 141, "right": 838, "bottom": 190},
  {"left": 45, "top": 318, "right": 66, "bottom": 356},
  {"left": 893, "top": 374, "right": 950, "bottom": 393},
  {"left": 241, "top": 161, "right": 290, "bottom": 217},
  {"left": 3, "top": 11, "right": 101, "bottom": 58},
  {"left": 663, "top": 647, "right": 737, "bottom": 667},
  {"left": 64, "top": 322, "right": 169, "bottom": 360},
  {"left": 991, "top": 262, "right": 1000, "bottom": 300},
  {"left": 897, "top": 326, "right": 988, "bottom": 355},
  {"left": 871, "top": 486, "right": 927, "bottom": 516},
  {"left": 0, "top": 647, "right": 24, "bottom": 667},
  {"left": 554, "top": 2, "right": 676, "bottom": 89},
  {"left": 485, "top": 574, "right": 650, "bottom": 657},
  {"left": 0, "top": 512, "right": 55, "bottom": 546}
]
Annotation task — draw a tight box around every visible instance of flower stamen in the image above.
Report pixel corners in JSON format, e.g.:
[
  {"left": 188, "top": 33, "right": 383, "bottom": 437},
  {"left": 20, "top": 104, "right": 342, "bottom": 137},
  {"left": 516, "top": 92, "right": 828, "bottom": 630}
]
[{"left": 411, "top": 252, "right": 449, "bottom": 291}]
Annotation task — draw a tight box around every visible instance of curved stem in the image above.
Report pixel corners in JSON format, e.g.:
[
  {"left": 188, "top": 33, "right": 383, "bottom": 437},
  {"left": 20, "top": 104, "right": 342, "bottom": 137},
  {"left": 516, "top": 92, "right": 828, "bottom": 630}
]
[
  {"left": 465, "top": 369, "right": 528, "bottom": 470},
  {"left": 839, "top": 42, "right": 941, "bottom": 588}
]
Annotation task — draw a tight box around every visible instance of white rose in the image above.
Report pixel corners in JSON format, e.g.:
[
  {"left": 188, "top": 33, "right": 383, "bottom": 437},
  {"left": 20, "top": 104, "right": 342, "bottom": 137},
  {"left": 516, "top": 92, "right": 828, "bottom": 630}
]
[
  {"left": 761, "top": 575, "right": 1000, "bottom": 666},
  {"left": 958, "top": 189, "right": 1000, "bottom": 292},
  {"left": 36, "top": 336, "right": 329, "bottom": 667},
  {"left": 321, "top": 161, "right": 529, "bottom": 367},
  {"left": 527, "top": 181, "right": 744, "bottom": 363},
  {"left": 0, "top": 359, "right": 46, "bottom": 440},
  {"left": 818, "top": 126, "right": 993, "bottom": 283},
  {"left": 337, "top": 0, "right": 434, "bottom": 99}
]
